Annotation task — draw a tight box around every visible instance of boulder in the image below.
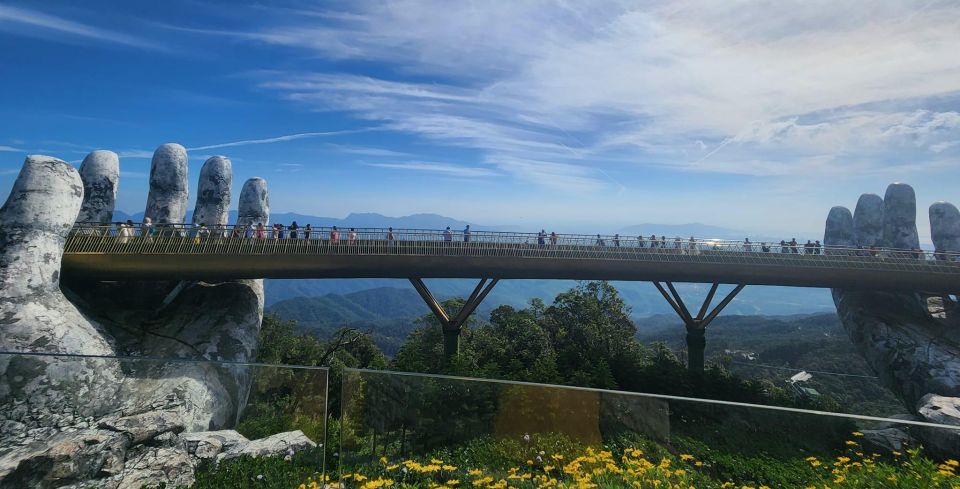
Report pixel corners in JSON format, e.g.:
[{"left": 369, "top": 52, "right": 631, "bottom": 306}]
[
  {"left": 181, "top": 430, "right": 249, "bottom": 459},
  {"left": 99, "top": 411, "right": 185, "bottom": 444},
  {"left": 860, "top": 427, "right": 915, "bottom": 454},
  {"left": 916, "top": 394, "right": 960, "bottom": 457},
  {"left": 217, "top": 430, "right": 316, "bottom": 462}
]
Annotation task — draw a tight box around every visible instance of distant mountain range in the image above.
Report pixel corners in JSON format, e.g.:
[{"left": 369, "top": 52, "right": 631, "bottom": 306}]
[
  {"left": 108, "top": 209, "right": 834, "bottom": 315},
  {"left": 263, "top": 280, "right": 835, "bottom": 316},
  {"left": 110, "top": 210, "right": 519, "bottom": 231}
]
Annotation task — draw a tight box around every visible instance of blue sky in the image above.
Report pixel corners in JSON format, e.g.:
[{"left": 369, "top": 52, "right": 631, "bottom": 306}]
[{"left": 2, "top": 1, "right": 959, "bottom": 240}]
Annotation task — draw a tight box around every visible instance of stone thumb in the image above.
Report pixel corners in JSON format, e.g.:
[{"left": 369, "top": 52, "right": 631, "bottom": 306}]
[{"left": 0, "top": 156, "right": 83, "bottom": 297}]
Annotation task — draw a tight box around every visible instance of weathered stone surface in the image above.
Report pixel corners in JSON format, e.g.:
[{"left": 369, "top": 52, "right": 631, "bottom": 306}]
[
  {"left": 0, "top": 429, "right": 130, "bottom": 488},
  {"left": 882, "top": 183, "right": 920, "bottom": 250},
  {"left": 827, "top": 182, "right": 960, "bottom": 459},
  {"left": 824, "top": 206, "right": 854, "bottom": 248},
  {"left": 144, "top": 143, "right": 188, "bottom": 225},
  {"left": 853, "top": 193, "right": 883, "bottom": 247},
  {"left": 115, "top": 446, "right": 194, "bottom": 489},
  {"left": 930, "top": 201, "right": 960, "bottom": 253},
  {"left": 916, "top": 394, "right": 960, "bottom": 456},
  {"left": 0, "top": 144, "right": 272, "bottom": 488},
  {"left": 0, "top": 156, "right": 84, "bottom": 297},
  {"left": 181, "top": 430, "right": 249, "bottom": 459},
  {"left": 860, "top": 427, "right": 914, "bottom": 454},
  {"left": 237, "top": 177, "right": 270, "bottom": 227},
  {"left": 217, "top": 430, "right": 316, "bottom": 462},
  {"left": 193, "top": 156, "right": 232, "bottom": 228},
  {"left": 76, "top": 150, "right": 119, "bottom": 225},
  {"left": 99, "top": 411, "right": 185, "bottom": 444}
]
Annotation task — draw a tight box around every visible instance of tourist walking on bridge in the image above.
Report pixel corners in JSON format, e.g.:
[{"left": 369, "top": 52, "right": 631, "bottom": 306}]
[
  {"left": 141, "top": 217, "right": 153, "bottom": 240},
  {"left": 463, "top": 225, "right": 471, "bottom": 242},
  {"left": 596, "top": 234, "right": 605, "bottom": 246},
  {"left": 304, "top": 224, "right": 312, "bottom": 240},
  {"left": 443, "top": 227, "right": 453, "bottom": 242},
  {"left": 387, "top": 227, "right": 395, "bottom": 241},
  {"left": 538, "top": 230, "right": 547, "bottom": 246},
  {"left": 550, "top": 232, "right": 558, "bottom": 245},
  {"left": 330, "top": 226, "right": 340, "bottom": 243},
  {"left": 744, "top": 238, "right": 752, "bottom": 252},
  {"left": 613, "top": 234, "right": 620, "bottom": 247},
  {"left": 255, "top": 223, "right": 266, "bottom": 239},
  {"left": 348, "top": 228, "right": 358, "bottom": 244},
  {"left": 289, "top": 221, "right": 299, "bottom": 239}
]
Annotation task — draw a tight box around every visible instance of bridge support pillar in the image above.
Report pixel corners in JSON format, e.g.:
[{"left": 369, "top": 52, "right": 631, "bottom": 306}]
[
  {"left": 409, "top": 278, "right": 499, "bottom": 360},
  {"left": 651, "top": 282, "right": 745, "bottom": 372}
]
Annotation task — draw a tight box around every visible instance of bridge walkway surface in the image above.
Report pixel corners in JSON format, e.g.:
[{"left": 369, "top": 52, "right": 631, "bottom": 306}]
[{"left": 63, "top": 224, "right": 960, "bottom": 292}]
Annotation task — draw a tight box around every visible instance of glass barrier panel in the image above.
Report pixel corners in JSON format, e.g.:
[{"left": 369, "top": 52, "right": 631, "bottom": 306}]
[
  {"left": 0, "top": 352, "right": 328, "bottom": 488},
  {"left": 340, "top": 368, "right": 960, "bottom": 488}
]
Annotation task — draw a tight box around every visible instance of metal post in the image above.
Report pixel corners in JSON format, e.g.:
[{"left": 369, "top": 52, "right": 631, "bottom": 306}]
[
  {"left": 408, "top": 277, "right": 499, "bottom": 360},
  {"left": 651, "top": 282, "right": 746, "bottom": 372}
]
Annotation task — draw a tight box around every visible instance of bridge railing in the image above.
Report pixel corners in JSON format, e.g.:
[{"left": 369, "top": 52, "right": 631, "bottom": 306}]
[{"left": 64, "top": 223, "right": 960, "bottom": 273}]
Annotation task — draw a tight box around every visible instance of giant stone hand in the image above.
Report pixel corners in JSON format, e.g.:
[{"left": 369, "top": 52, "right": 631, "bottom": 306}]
[
  {"left": 0, "top": 144, "right": 269, "bottom": 488},
  {"left": 825, "top": 183, "right": 960, "bottom": 456}
]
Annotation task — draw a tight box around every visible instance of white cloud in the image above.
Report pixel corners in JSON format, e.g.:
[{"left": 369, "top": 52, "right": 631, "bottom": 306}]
[
  {"left": 204, "top": 1, "right": 960, "bottom": 185},
  {"left": 366, "top": 161, "right": 501, "bottom": 178},
  {"left": 187, "top": 129, "right": 377, "bottom": 151},
  {"left": 0, "top": 4, "right": 164, "bottom": 51},
  {"left": 0, "top": 145, "right": 23, "bottom": 152}
]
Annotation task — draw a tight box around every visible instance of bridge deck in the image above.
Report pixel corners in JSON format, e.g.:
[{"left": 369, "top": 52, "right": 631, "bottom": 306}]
[{"left": 61, "top": 225, "right": 960, "bottom": 292}]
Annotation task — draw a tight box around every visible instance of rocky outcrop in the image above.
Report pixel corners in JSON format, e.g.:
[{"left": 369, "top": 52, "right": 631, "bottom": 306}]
[
  {"left": 825, "top": 182, "right": 960, "bottom": 458},
  {"left": 217, "top": 430, "right": 316, "bottom": 462},
  {"left": 0, "top": 144, "right": 276, "bottom": 488}
]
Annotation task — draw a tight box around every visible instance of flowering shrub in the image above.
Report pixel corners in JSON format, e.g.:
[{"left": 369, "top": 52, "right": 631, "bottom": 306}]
[{"left": 309, "top": 433, "right": 959, "bottom": 489}]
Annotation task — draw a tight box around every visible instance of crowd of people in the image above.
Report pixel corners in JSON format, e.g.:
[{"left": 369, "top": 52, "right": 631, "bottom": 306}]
[{"left": 97, "top": 220, "right": 956, "bottom": 261}]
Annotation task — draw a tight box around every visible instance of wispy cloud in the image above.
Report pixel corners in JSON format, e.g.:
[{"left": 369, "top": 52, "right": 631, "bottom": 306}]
[
  {"left": 194, "top": 1, "right": 960, "bottom": 185},
  {"left": 327, "top": 144, "right": 414, "bottom": 158},
  {"left": 0, "top": 145, "right": 23, "bottom": 152},
  {"left": 187, "top": 129, "right": 378, "bottom": 151},
  {"left": 117, "top": 149, "right": 154, "bottom": 159},
  {"left": 0, "top": 4, "right": 165, "bottom": 51},
  {"left": 366, "top": 162, "right": 501, "bottom": 178}
]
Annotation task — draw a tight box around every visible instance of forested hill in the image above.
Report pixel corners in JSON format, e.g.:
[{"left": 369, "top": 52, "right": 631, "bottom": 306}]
[
  {"left": 266, "top": 287, "right": 432, "bottom": 355},
  {"left": 268, "top": 290, "right": 902, "bottom": 416}
]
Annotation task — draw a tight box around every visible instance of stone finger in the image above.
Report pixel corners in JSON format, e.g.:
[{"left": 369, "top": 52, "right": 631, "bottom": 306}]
[
  {"left": 824, "top": 206, "right": 854, "bottom": 248},
  {"left": 144, "top": 143, "right": 188, "bottom": 225},
  {"left": 76, "top": 150, "right": 119, "bottom": 225},
  {"left": 237, "top": 177, "right": 269, "bottom": 227},
  {"left": 930, "top": 201, "right": 960, "bottom": 252},
  {"left": 192, "top": 156, "right": 232, "bottom": 228},
  {"left": 882, "top": 183, "right": 920, "bottom": 250},
  {"left": 853, "top": 193, "right": 883, "bottom": 248},
  {"left": 0, "top": 156, "right": 83, "bottom": 297}
]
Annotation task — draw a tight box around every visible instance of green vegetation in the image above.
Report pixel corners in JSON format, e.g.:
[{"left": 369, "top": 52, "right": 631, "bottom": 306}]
[{"left": 194, "top": 281, "right": 941, "bottom": 489}]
